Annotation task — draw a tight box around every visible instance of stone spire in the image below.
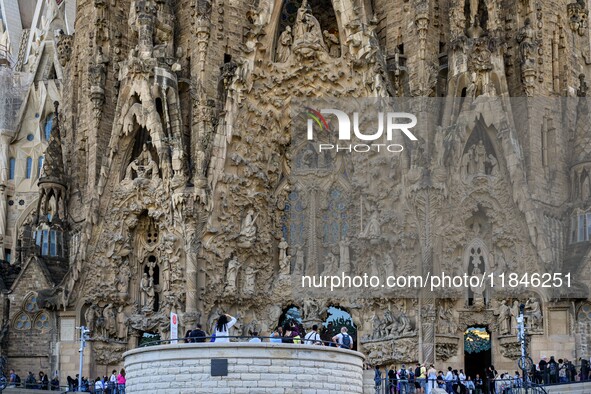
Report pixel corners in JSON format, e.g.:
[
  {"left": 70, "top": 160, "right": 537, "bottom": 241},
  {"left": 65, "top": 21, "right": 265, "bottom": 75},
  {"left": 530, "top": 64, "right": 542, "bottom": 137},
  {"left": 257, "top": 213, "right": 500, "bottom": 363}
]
[
  {"left": 573, "top": 74, "right": 591, "bottom": 166},
  {"left": 39, "top": 101, "right": 66, "bottom": 187},
  {"left": 36, "top": 101, "right": 67, "bottom": 224}
]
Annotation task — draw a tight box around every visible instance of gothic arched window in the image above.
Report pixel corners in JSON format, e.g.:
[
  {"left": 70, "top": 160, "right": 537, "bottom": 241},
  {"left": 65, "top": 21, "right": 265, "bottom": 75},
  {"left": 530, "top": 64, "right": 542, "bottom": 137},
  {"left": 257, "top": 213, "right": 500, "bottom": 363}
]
[
  {"left": 44, "top": 114, "right": 54, "bottom": 141},
  {"left": 38, "top": 156, "right": 44, "bottom": 178},
  {"left": 571, "top": 209, "right": 591, "bottom": 243},
  {"left": 8, "top": 157, "right": 15, "bottom": 180},
  {"left": 322, "top": 187, "right": 349, "bottom": 244},
  {"left": 25, "top": 157, "right": 33, "bottom": 179},
  {"left": 282, "top": 191, "right": 306, "bottom": 245}
]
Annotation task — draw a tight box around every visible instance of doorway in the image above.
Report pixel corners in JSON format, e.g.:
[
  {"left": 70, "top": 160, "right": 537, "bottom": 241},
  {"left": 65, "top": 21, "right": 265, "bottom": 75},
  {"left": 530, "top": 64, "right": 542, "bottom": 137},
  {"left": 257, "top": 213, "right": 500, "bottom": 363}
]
[{"left": 464, "top": 326, "right": 491, "bottom": 381}]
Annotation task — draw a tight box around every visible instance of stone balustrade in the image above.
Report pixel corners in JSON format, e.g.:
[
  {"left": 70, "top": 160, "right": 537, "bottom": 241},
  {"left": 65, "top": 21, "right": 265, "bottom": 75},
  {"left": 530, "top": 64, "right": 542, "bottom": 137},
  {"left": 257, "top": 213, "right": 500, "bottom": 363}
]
[{"left": 123, "top": 342, "right": 365, "bottom": 393}]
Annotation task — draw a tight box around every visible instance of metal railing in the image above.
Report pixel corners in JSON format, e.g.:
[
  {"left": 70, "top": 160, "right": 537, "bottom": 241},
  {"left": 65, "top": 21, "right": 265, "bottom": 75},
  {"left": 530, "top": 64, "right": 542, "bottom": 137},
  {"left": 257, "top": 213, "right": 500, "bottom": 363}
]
[
  {"left": 140, "top": 334, "right": 355, "bottom": 348},
  {"left": 371, "top": 377, "right": 547, "bottom": 394}
]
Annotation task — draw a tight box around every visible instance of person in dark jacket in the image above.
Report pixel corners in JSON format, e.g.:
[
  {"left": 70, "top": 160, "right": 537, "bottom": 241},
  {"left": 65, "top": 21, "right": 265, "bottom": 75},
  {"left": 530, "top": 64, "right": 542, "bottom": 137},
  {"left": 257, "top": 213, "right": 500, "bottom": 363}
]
[{"left": 189, "top": 323, "right": 207, "bottom": 343}]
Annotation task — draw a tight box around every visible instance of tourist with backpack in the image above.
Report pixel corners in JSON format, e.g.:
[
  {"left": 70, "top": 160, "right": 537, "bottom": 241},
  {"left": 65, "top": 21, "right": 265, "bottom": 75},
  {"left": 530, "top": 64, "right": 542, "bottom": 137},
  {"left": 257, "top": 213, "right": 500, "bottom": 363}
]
[
  {"left": 415, "top": 363, "right": 426, "bottom": 393},
  {"left": 8, "top": 369, "right": 19, "bottom": 388},
  {"left": 332, "top": 326, "right": 353, "bottom": 349},
  {"left": 398, "top": 364, "right": 409, "bottom": 394}
]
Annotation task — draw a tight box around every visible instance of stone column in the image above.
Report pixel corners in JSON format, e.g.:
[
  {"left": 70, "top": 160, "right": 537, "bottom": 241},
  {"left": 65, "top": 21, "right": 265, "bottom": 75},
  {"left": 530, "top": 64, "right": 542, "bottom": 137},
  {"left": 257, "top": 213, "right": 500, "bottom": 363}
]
[
  {"left": 0, "top": 133, "right": 9, "bottom": 260},
  {"left": 185, "top": 229, "right": 198, "bottom": 313}
]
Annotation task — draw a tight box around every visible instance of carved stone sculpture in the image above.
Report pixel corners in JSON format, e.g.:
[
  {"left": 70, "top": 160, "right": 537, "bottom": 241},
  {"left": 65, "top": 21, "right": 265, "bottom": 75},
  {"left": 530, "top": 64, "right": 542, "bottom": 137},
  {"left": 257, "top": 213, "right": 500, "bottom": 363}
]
[
  {"left": 323, "top": 30, "right": 340, "bottom": 57},
  {"left": 116, "top": 305, "right": 128, "bottom": 340},
  {"left": 140, "top": 273, "right": 156, "bottom": 312},
  {"left": 494, "top": 300, "right": 511, "bottom": 335},
  {"left": 103, "top": 303, "right": 117, "bottom": 337},
  {"left": 238, "top": 209, "right": 257, "bottom": 246},
  {"left": 525, "top": 297, "right": 543, "bottom": 330},
  {"left": 276, "top": 26, "right": 292, "bottom": 62},
  {"left": 124, "top": 144, "right": 160, "bottom": 181},
  {"left": 225, "top": 256, "right": 240, "bottom": 294}
]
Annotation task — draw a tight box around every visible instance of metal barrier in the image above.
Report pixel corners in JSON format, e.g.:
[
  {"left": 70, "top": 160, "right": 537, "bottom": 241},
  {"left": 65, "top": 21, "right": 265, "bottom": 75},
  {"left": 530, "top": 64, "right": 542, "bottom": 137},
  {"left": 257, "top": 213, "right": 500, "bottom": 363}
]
[
  {"left": 140, "top": 334, "right": 353, "bottom": 348},
  {"left": 370, "top": 377, "right": 547, "bottom": 394}
]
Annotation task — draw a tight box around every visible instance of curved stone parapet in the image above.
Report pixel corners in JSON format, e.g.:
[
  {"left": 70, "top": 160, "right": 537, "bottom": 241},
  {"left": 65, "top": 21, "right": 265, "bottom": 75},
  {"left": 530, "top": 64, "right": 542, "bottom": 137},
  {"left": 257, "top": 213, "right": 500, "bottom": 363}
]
[{"left": 123, "top": 342, "right": 365, "bottom": 393}]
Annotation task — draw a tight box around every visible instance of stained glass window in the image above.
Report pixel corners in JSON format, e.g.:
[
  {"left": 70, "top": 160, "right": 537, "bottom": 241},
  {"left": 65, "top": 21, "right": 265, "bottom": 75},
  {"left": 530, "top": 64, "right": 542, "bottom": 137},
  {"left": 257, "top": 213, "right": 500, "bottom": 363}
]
[
  {"left": 14, "top": 313, "right": 32, "bottom": 330},
  {"left": 8, "top": 158, "right": 15, "bottom": 179},
  {"left": 25, "top": 157, "right": 32, "bottom": 179},
  {"left": 38, "top": 156, "right": 44, "bottom": 178},
  {"left": 322, "top": 187, "right": 349, "bottom": 244},
  {"left": 44, "top": 114, "right": 53, "bottom": 140},
  {"left": 282, "top": 191, "right": 305, "bottom": 245},
  {"left": 34, "top": 313, "right": 50, "bottom": 330}
]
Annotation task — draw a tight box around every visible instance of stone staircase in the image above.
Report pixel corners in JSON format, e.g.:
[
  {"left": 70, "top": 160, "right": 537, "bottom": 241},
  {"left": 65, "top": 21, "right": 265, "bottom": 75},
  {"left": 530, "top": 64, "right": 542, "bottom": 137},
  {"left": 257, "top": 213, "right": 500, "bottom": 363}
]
[
  {"left": 3, "top": 389, "right": 66, "bottom": 394},
  {"left": 544, "top": 382, "right": 591, "bottom": 394}
]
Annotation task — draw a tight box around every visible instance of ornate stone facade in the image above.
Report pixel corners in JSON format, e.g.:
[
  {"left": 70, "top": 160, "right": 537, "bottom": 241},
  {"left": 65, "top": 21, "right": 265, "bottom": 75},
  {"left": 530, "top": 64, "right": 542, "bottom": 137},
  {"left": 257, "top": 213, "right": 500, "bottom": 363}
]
[{"left": 1, "top": 0, "right": 591, "bottom": 383}]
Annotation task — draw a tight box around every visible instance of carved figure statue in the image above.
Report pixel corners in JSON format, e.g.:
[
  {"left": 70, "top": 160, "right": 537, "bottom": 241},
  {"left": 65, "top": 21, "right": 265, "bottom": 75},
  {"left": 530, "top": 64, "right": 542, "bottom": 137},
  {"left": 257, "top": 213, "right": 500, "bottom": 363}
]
[
  {"left": 360, "top": 210, "right": 381, "bottom": 239},
  {"left": 516, "top": 19, "right": 537, "bottom": 67},
  {"left": 225, "top": 256, "right": 240, "bottom": 293},
  {"left": 116, "top": 265, "right": 130, "bottom": 295},
  {"left": 294, "top": 245, "right": 305, "bottom": 275},
  {"left": 292, "top": 0, "right": 328, "bottom": 52},
  {"left": 495, "top": 300, "right": 511, "bottom": 335},
  {"left": 278, "top": 237, "right": 288, "bottom": 265},
  {"left": 487, "top": 154, "right": 497, "bottom": 175},
  {"left": 140, "top": 273, "right": 155, "bottom": 311},
  {"left": 370, "top": 313, "right": 383, "bottom": 339},
  {"left": 243, "top": 265, "right": 256, "bottom": 295},
  {"left": 125, "top": 143, "right": 160, "bottom": 181},
  {"left": 470, "top": 266, "right": 485, "bottom": 307},
  {"left": 525, "top": 297, "right": 543, "bottom": 330},
  {"left": 510, "top": 300, "right": 520, "bottom": 334},
  {"left": 323, "top": 30, "right": 340, "bottom": 57},
  {"left": 276, "top": 26, "right": 292, "bottom": 62},
  {"left": 303, "top": 299, "right": 321, "bottom": 321},
  {"left": 171, "top": 140, "right": 184, "bottom": 178},
  {"left": 239, "top": 209, "right": 258, "bottom": 241},
  {"left": 398, "top": 311, "right": 413, "bottom": 334},
  {"left": 84, "top": 304, "right": 97, "bottom": 331},
  {"left": 103, "top": 303, "right": 117, "bottom": 337},
  {"left": 116, "top": 305, "right": 127, "bottom": 339},
  {"left": 475, "top": 140, "right": 487, "bottom": 174},
  {"left": 321, "top": 252, "right": 338, "bottom": 276},
  {"left": 438, "top": 304, "right": 456, "bottom": 334}
]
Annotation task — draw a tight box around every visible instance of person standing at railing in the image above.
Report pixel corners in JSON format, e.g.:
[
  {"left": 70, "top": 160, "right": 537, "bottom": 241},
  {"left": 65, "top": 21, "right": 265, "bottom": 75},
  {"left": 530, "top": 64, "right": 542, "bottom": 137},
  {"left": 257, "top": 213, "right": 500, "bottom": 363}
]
[
  {"left": 248, "top": 331, "right": 261, "bottom": 342},
  {"left": 465, "top": 376, "right": 475, "bottom": 394},
  {"left": 426, "top": 364, "right": 437, "bottom": 394},
  {"left": 304, "top": 324, "right": 322, "bottom": 345},
  {"left": 332, "top": 327, "right": 353, "bottom": 349},
  {"left": 270, "top": 326, "right": 283, "bottom": 343},
  {"left": 548, "top": 356, "right": 558, "bottom": 384},
  {"left": 116, "top": 369, "right": 126, "bottom": 394},
  {"left": 188, "top": 323, "right": 207, "bottom": 343},
  {"left": 473, "top": 374, "right": 482, "bottom": 394},
  {"left": 387, "top": 367, "right": 397, "bottom": 394},
  {"left": 374, "top": 366, "right": 382, "bottom": 394},
  {"left": 214, "top": 314, "right": 237, "bottom": 343},
  {"left": 513, "top": 371, "right": 522, "bottom": 389}
]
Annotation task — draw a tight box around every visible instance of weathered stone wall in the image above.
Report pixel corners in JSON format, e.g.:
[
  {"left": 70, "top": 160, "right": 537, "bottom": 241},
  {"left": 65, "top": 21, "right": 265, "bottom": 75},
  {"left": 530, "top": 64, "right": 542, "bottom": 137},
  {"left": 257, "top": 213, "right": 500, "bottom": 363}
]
[{"left": 123, "top": 342, "right": 364, "bottom": 393}]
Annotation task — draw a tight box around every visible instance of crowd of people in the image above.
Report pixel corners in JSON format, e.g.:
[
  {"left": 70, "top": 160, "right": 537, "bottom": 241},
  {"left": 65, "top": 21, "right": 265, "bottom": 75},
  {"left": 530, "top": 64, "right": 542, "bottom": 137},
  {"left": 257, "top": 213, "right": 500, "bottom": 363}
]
[
  {"left": 373, "top": 364, "right": 525, "bottom": 394},
  {"left": 529, "top": 355, "right": 579, "bottom": 384},
  {"left": 184, "top": 313, "right": 355, "bottom": 349},
  {"left": 7, "top": 369, "right": 58, "bottom": 390},
  {"left": 372, "top": 355, "right": 591, "bottom": 394},
  {"left": 6, "top": 368, "right": 125, "bottom": 392}
]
